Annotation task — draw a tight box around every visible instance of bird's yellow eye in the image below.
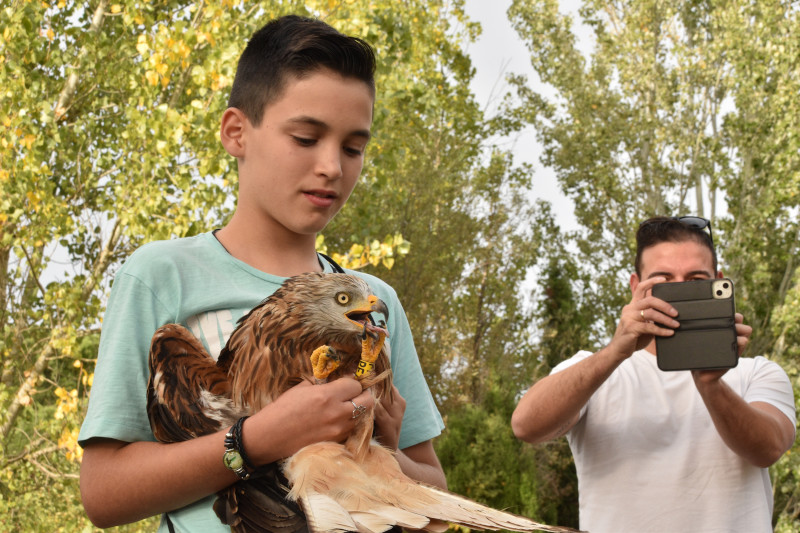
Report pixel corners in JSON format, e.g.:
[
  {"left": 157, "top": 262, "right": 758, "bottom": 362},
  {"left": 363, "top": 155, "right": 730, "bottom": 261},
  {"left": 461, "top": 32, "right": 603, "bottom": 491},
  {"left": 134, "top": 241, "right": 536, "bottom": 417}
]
[{"left": 336, "top": 292, "right": 350, "bottom": 305}]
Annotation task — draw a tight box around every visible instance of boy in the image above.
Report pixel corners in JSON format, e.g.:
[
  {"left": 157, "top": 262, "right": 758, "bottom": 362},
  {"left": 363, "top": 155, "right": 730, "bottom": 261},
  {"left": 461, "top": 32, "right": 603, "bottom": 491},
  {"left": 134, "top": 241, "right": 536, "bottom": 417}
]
[{"left": 79, "top": 15, "right": 446, "bottom": 531}]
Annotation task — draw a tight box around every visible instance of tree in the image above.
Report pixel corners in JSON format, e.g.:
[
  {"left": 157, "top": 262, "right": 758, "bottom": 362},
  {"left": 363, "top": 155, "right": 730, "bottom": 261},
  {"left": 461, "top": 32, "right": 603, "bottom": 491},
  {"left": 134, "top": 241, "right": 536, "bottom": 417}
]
[{"left": 508, "top": 0, "right": 800, "bottom": 528}]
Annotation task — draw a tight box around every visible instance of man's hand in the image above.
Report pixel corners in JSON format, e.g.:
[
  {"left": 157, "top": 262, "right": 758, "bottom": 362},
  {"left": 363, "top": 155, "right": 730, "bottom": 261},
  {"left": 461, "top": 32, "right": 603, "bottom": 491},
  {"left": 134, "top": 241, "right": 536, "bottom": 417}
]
[
  {"left": 608, "top": 276, "right": 679, "bottom": 359},
  {"left": 692, "top": 313, "right": 753, "bottom": 384},
  {"left": 373, "top": 384, "right": 405, "bottom": 451}
]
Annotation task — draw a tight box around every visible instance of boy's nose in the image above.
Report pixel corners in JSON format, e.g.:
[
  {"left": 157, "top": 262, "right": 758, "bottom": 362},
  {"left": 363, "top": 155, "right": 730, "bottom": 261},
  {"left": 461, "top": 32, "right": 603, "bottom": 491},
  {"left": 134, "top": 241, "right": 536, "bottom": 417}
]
[{"left": 316, "top": 145, "right": 343, "bottom": 179}]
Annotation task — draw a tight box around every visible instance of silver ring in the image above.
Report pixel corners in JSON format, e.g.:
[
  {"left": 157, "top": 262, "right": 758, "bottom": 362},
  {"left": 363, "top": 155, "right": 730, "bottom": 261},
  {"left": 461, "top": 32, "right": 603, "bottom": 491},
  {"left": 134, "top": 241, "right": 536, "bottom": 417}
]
[{"left": 350, "top": 400, "right": 367, "bottom": 419}]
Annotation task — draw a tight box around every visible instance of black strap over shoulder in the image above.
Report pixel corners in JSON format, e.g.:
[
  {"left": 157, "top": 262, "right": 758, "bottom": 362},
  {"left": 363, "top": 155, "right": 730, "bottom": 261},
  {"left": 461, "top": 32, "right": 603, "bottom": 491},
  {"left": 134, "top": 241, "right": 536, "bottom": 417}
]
[{"left": 318, "top": 252, "right": 345, "bottom": 273}]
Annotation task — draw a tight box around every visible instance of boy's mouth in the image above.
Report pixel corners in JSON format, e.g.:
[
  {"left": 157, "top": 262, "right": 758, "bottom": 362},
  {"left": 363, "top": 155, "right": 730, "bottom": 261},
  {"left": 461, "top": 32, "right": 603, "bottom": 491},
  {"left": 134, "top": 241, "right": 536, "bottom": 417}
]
[{"left": 304, "top": 190, "right": 337, "bottom": 206}]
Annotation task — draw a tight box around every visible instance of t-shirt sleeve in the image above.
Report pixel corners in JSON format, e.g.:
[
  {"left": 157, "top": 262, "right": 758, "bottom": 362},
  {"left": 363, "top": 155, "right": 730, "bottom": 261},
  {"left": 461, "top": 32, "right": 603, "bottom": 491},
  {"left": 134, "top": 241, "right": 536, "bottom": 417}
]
[
  {"left": 551, "top": 350, "right": 595, "bottom": 375},
  {"left": 78, "top": 267, "right": 172, "bottom": 446},
  {"left": 744, "top": 356, "right": 796, "bottom": 431}
]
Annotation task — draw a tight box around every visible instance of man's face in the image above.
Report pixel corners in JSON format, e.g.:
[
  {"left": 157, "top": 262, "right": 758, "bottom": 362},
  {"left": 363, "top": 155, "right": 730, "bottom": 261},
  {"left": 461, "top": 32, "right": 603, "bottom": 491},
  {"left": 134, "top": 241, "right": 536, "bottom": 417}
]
[
  {"left": 236, "top": 68, "right": 374, "bottom": 239},
  {"left": 633, "top": 239, "right": 719, "bottom": 290}
]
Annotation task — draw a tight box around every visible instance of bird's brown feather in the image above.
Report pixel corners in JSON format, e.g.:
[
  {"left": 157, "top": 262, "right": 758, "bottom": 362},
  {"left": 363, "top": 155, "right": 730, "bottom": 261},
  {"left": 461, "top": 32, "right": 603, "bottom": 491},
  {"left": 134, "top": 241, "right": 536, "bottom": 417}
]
[
  {"left": 147, "top": 324, "right": 244, "bottom": 442},
  {"left": 147, "top": 272, "right": 577, "bottom": 533}
]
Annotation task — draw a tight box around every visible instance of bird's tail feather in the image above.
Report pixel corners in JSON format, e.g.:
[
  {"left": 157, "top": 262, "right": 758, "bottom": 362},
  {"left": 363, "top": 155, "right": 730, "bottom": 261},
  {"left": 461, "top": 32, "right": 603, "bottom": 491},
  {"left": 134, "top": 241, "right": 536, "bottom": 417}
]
[
  {"left": 284, "top": 441, "right": 581, "bottom": 533},
  {"left": 358, "top": 446, "right": 580, "bottom": 532},
  {"left": 300, "top": 491, "right": 358, "bottom": 533}
]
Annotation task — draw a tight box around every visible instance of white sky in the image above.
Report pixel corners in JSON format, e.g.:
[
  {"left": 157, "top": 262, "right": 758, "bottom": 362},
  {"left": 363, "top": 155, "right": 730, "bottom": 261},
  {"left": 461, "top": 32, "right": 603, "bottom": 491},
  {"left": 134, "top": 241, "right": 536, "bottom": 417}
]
[{"left": 462, "top": 0, "right": 586, "bottom": 232}]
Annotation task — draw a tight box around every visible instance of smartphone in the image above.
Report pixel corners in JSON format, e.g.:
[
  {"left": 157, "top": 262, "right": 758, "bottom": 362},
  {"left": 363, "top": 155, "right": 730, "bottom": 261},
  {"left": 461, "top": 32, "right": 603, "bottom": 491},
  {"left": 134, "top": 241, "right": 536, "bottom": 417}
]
[{"left": 653, "top": 278, "right": 738, "bottom": 371}]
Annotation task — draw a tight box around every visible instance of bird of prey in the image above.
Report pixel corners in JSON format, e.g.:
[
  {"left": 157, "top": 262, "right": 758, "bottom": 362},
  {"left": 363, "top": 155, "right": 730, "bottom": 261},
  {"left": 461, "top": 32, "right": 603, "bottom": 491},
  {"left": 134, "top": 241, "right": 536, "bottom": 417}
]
[{"left": 147, "top": 272, "right": 579, "bottom": 533}]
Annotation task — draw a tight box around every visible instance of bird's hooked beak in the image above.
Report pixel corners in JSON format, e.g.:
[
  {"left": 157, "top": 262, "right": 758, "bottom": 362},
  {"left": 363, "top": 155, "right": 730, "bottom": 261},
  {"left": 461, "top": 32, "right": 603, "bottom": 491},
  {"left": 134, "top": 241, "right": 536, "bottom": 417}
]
[{"left": 345, "top": 295, "right": 389, "bottom": 340}]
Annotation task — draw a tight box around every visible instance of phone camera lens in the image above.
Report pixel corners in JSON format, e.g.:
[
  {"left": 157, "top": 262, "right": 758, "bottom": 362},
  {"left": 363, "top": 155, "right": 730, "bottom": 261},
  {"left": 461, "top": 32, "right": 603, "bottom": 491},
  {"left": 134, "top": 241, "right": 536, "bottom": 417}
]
[
  {"left": 722, "top": 282, "right": 730, "bottom": 289},
  {"left": 716, "top": 290, "right": 723, "bottom": 296}
]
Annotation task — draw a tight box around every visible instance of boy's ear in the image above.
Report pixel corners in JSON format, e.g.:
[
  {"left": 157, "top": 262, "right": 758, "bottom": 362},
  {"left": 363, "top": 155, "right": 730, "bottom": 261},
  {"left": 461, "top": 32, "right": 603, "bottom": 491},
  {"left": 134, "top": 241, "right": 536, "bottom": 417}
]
[{"left": 220, "top": 108, "right": 247, "bottom": 157}]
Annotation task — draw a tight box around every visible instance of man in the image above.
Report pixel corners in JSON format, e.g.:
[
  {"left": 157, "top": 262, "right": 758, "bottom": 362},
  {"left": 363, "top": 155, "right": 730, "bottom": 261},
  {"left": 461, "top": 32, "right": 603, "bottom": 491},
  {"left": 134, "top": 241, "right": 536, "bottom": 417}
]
[
  {"left": 79, "top": 16, "right": 445, "bottom": 531},
  {"left": 512, "top": 216, "right": 795, "bottom": 532}
]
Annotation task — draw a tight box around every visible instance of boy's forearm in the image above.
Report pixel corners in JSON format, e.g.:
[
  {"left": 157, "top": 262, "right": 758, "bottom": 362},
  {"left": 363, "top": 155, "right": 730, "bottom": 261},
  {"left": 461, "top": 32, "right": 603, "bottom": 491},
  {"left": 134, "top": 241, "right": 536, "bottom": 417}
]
[
  {"left": 396, "top": 440, "right": 447, "bottom": 489},
  {"left": 80, "top": 434, "right": 236, "bottom": 528}
]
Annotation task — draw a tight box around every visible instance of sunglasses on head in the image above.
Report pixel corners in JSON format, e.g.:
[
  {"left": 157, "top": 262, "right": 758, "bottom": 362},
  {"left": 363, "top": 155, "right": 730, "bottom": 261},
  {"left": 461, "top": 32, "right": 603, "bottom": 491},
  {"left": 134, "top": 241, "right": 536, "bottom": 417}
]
[{"left": 640, "top": 216, "right": 714, "bottom": 247}]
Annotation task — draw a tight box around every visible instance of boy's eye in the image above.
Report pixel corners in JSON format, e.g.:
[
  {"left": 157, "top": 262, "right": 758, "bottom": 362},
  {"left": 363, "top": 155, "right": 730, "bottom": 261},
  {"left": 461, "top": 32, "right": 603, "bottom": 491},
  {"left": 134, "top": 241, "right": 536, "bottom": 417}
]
[
  {"left": 292, "top": 136, "right": 316, "bottom": 146},
  {"left": 344, "top": 145, "right": 364, "bottom": 156}
]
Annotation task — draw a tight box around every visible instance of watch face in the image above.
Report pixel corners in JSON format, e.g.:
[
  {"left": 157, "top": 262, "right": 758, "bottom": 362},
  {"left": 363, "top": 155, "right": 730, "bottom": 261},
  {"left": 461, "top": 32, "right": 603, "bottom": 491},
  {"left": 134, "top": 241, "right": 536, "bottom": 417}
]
[{"left": 223, "top": 449, "right": 244, "bottom": 471}]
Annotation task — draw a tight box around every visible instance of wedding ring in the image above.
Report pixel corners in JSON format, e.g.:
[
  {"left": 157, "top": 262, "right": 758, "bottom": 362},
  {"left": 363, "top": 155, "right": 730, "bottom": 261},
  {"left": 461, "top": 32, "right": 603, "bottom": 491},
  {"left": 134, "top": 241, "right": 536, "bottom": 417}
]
[
  {"left": 641, "top": 309, "right": 645, "bottom": 320},
  {"left": 350, "top": 400, "right": 367, "bottom": 419}
]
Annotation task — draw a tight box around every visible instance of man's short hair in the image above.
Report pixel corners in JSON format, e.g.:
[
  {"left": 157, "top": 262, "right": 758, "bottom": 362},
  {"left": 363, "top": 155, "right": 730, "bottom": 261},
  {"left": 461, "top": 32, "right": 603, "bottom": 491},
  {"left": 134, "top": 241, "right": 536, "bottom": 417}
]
[
  {"left": 635, "top": 216, "right": 718, "bottom": 276},
  {"left": 228, "top": 15, "right": 376, "bottom": 126}
]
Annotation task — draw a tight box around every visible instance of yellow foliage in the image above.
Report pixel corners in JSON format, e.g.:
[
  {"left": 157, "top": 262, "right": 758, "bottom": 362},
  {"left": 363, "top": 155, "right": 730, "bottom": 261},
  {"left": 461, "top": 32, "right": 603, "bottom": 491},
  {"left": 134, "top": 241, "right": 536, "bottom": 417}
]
[
  {"left": 58, "top": 426, "right": 83, "bottom": 462},
  {"left": 316, "top": 234, "right": 410, "bottom": 271},
  {"left": 54, "top": 387, "right": 79, "bottom": 420},
  {"left": 145, "top": 70, "right": 159, "bottom": 86},
  {"left": 21, "top": 133, "right": 36, "bottom": 150},
  {"left": 26, "top": 191, "right": 41, "bottom": 210},
  {"left": 136, "top": 34, "right": 149, "bottom": 56}
]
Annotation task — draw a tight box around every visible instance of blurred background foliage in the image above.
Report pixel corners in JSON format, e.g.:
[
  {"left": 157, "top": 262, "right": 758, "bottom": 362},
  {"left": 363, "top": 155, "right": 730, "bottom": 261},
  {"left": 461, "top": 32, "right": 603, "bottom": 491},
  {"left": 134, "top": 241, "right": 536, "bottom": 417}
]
[{"left": 1, "top": 0, "right": 797, "bottom": 530}]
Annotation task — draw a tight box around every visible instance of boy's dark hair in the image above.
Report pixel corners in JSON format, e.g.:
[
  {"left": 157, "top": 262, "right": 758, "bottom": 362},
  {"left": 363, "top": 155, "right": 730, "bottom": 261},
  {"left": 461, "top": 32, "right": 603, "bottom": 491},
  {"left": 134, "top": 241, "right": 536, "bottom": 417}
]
[
  {"left": 635, "top": 216, "right": 717, "bottom": 276},
  {"left": 228, "top": 15, "right": 376, "bottom": 125}
]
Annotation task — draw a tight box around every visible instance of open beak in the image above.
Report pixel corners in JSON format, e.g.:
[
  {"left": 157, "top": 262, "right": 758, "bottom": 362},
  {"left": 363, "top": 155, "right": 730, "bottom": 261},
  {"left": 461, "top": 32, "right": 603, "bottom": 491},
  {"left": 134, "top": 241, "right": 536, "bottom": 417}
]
[{"left": 345, "top": 295, "right": 389, "bottom": 339}]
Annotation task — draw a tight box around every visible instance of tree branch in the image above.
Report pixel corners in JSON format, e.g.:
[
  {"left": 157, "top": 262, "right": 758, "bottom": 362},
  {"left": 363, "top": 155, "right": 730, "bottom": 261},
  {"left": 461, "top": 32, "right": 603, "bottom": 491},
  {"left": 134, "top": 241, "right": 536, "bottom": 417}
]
[
  {"left": 53, "top": 0, "right": 109, "bottom": 120},
  {"left": 2, "top": 219, "right": 122, "bottom": 440}
]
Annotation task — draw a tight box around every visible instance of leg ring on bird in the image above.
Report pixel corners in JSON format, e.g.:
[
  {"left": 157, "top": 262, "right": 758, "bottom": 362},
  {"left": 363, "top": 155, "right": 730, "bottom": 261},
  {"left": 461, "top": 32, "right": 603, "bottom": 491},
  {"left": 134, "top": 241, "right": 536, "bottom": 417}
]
[{"left": 350, "top": 400, "right": 367, "bottom": 419}]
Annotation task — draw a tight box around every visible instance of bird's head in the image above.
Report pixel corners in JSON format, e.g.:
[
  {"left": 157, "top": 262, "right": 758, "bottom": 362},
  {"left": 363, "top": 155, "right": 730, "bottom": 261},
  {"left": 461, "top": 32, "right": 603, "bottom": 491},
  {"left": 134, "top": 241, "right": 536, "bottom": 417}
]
[
  {"left": 276, "top": 272, "right": 389, "bottom": 347},
  {"left": 219, "top": 272, "right": 394, "bottom": 411}
]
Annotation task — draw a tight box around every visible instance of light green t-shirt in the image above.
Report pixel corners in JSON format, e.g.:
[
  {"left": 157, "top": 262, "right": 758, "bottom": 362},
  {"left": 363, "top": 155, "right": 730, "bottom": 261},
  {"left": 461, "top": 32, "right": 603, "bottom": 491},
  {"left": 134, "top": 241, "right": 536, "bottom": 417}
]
[{"left": 78, "top": 232, "right": 444, "bottom": 532}]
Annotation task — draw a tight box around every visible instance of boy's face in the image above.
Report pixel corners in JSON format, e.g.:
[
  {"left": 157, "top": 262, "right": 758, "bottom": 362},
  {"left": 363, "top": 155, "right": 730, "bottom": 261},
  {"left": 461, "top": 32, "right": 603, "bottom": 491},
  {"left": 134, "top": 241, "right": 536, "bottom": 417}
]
[{"left": 234, "top": 68, "right": 374, "bottom": 239}]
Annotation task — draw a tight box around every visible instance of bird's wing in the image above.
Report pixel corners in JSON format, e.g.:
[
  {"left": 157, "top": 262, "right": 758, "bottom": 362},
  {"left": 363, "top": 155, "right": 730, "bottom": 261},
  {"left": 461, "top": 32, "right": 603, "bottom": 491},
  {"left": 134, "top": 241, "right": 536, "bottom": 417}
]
[
  {"left": 148, "top": 325, "right": 307, "bottom": 533},
  {"left": 147, "top": 323, "right": 242, "bottom": 442},
  {"left": 214, "top": 462, "right": 307, "bottom": 533},
  {"left": 284, "top": 441, "right": 582, "bottom": 533}
]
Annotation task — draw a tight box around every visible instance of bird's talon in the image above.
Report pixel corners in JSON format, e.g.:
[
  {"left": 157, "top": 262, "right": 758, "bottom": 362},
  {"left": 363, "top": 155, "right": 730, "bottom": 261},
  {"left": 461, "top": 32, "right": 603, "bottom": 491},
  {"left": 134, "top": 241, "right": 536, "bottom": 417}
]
[{"left": 310, "top": 345, "right": 341, "bottom": 381}]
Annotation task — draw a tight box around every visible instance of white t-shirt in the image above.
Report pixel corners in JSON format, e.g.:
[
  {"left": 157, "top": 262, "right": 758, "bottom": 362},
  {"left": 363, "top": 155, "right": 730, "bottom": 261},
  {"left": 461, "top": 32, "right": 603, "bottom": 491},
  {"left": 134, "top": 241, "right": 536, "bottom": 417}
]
[{"left": 553, "top": 349, "right": 796, "bottom": 533}]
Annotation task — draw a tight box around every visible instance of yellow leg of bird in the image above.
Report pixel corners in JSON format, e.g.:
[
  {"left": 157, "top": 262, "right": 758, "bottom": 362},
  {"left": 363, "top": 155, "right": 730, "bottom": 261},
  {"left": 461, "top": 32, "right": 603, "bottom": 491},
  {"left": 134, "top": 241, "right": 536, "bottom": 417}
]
[
  {"left": 310, "top": 345, "right": 340, "bottom": 383},
  {"left": 355, "top": 331, "right": 386, "bottom": 380}
]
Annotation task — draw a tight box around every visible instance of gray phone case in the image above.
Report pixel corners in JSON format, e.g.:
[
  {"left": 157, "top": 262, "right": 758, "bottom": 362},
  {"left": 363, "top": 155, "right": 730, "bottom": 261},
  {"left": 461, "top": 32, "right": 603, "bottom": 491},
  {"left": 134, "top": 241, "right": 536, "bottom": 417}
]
[{"left": 653, "top": 279, "right": 738, "bottom": 371}]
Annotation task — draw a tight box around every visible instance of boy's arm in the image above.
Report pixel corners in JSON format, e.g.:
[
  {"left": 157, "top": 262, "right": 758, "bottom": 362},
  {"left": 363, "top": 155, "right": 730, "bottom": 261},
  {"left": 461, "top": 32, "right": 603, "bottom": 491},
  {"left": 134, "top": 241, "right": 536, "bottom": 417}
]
[
  {"left": 395, "top": 440, "right": 447, "bottom": 489},
  {"left": 81, "top": 434, "right": 232, "bottom": 528},
  {"left": 81, "top": 378, "right": 372, "bottom": 528},
  {"left": 374, "top": 385, "right": 447, "bottom": 489}
]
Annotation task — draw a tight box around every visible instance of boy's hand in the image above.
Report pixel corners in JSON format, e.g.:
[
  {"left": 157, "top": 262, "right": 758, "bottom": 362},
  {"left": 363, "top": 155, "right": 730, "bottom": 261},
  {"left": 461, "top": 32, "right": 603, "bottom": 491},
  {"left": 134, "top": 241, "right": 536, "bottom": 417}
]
[
  {"left": 373, "top": 385, "right": 405, "bottom": 451},
  {"left": 244, "top": 377, "right": 374, "bottom": 464}
]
